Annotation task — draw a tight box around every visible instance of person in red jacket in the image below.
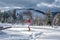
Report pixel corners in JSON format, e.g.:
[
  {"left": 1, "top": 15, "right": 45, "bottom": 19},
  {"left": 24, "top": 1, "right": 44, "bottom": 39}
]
[{"left": 27, "top": 18, "right": 31, "bottom": 31}]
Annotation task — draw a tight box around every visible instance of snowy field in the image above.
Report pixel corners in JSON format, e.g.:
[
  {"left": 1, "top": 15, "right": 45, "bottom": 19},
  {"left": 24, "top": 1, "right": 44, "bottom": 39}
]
[{"left": 0, "top": 23, "right": 60, "bottom": 40}]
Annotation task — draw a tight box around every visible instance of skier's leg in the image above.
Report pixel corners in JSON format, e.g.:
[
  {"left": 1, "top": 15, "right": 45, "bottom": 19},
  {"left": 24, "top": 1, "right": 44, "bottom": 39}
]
[{"left": 28, "top": 23, "right": 31, "bottom": 31}]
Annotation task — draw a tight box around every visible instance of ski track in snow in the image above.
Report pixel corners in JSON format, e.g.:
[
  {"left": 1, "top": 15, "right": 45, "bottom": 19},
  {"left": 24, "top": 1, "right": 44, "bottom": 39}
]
[{"left": 0, "top": 23, "right": 60, "bottom": 40}]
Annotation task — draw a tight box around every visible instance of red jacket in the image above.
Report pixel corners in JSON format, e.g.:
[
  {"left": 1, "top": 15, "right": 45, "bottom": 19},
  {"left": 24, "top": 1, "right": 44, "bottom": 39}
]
[{"left": 27, "top": 19, "right": 30, "bottom": 23}]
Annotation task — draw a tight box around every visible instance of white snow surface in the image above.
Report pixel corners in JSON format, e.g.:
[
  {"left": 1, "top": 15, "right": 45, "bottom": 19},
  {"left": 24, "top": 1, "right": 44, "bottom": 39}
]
[{"left": 0, "top": 23, "right": 60, "bottom": 40}]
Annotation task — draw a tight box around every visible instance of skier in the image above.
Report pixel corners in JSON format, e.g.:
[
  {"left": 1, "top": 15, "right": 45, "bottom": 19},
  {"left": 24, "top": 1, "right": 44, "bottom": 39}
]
[{"left": 27, "top": 18, "right": 31, "bottom": 31}]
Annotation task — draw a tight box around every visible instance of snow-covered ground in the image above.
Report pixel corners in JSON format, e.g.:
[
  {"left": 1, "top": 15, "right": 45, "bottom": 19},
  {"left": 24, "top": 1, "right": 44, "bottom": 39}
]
[{"left": 0, "top": 23, "right": 60, "bottom": 40}]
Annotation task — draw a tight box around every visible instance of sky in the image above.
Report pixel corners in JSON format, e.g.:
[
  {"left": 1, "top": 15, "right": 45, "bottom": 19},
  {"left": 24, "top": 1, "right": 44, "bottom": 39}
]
[{"left": 0, "top": 0, "right": 60, "bottom": 12}]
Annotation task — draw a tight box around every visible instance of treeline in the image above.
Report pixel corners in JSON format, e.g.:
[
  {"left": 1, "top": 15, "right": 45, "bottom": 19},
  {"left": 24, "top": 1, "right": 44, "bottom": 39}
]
[{"left": 0, "top": 9, "right": 60, "bottom": 26}]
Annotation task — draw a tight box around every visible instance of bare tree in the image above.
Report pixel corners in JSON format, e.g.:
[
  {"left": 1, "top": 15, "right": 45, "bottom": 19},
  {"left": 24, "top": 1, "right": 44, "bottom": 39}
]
[{"left": 53, "top": 13, "right": 60, "bottom": 26}]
